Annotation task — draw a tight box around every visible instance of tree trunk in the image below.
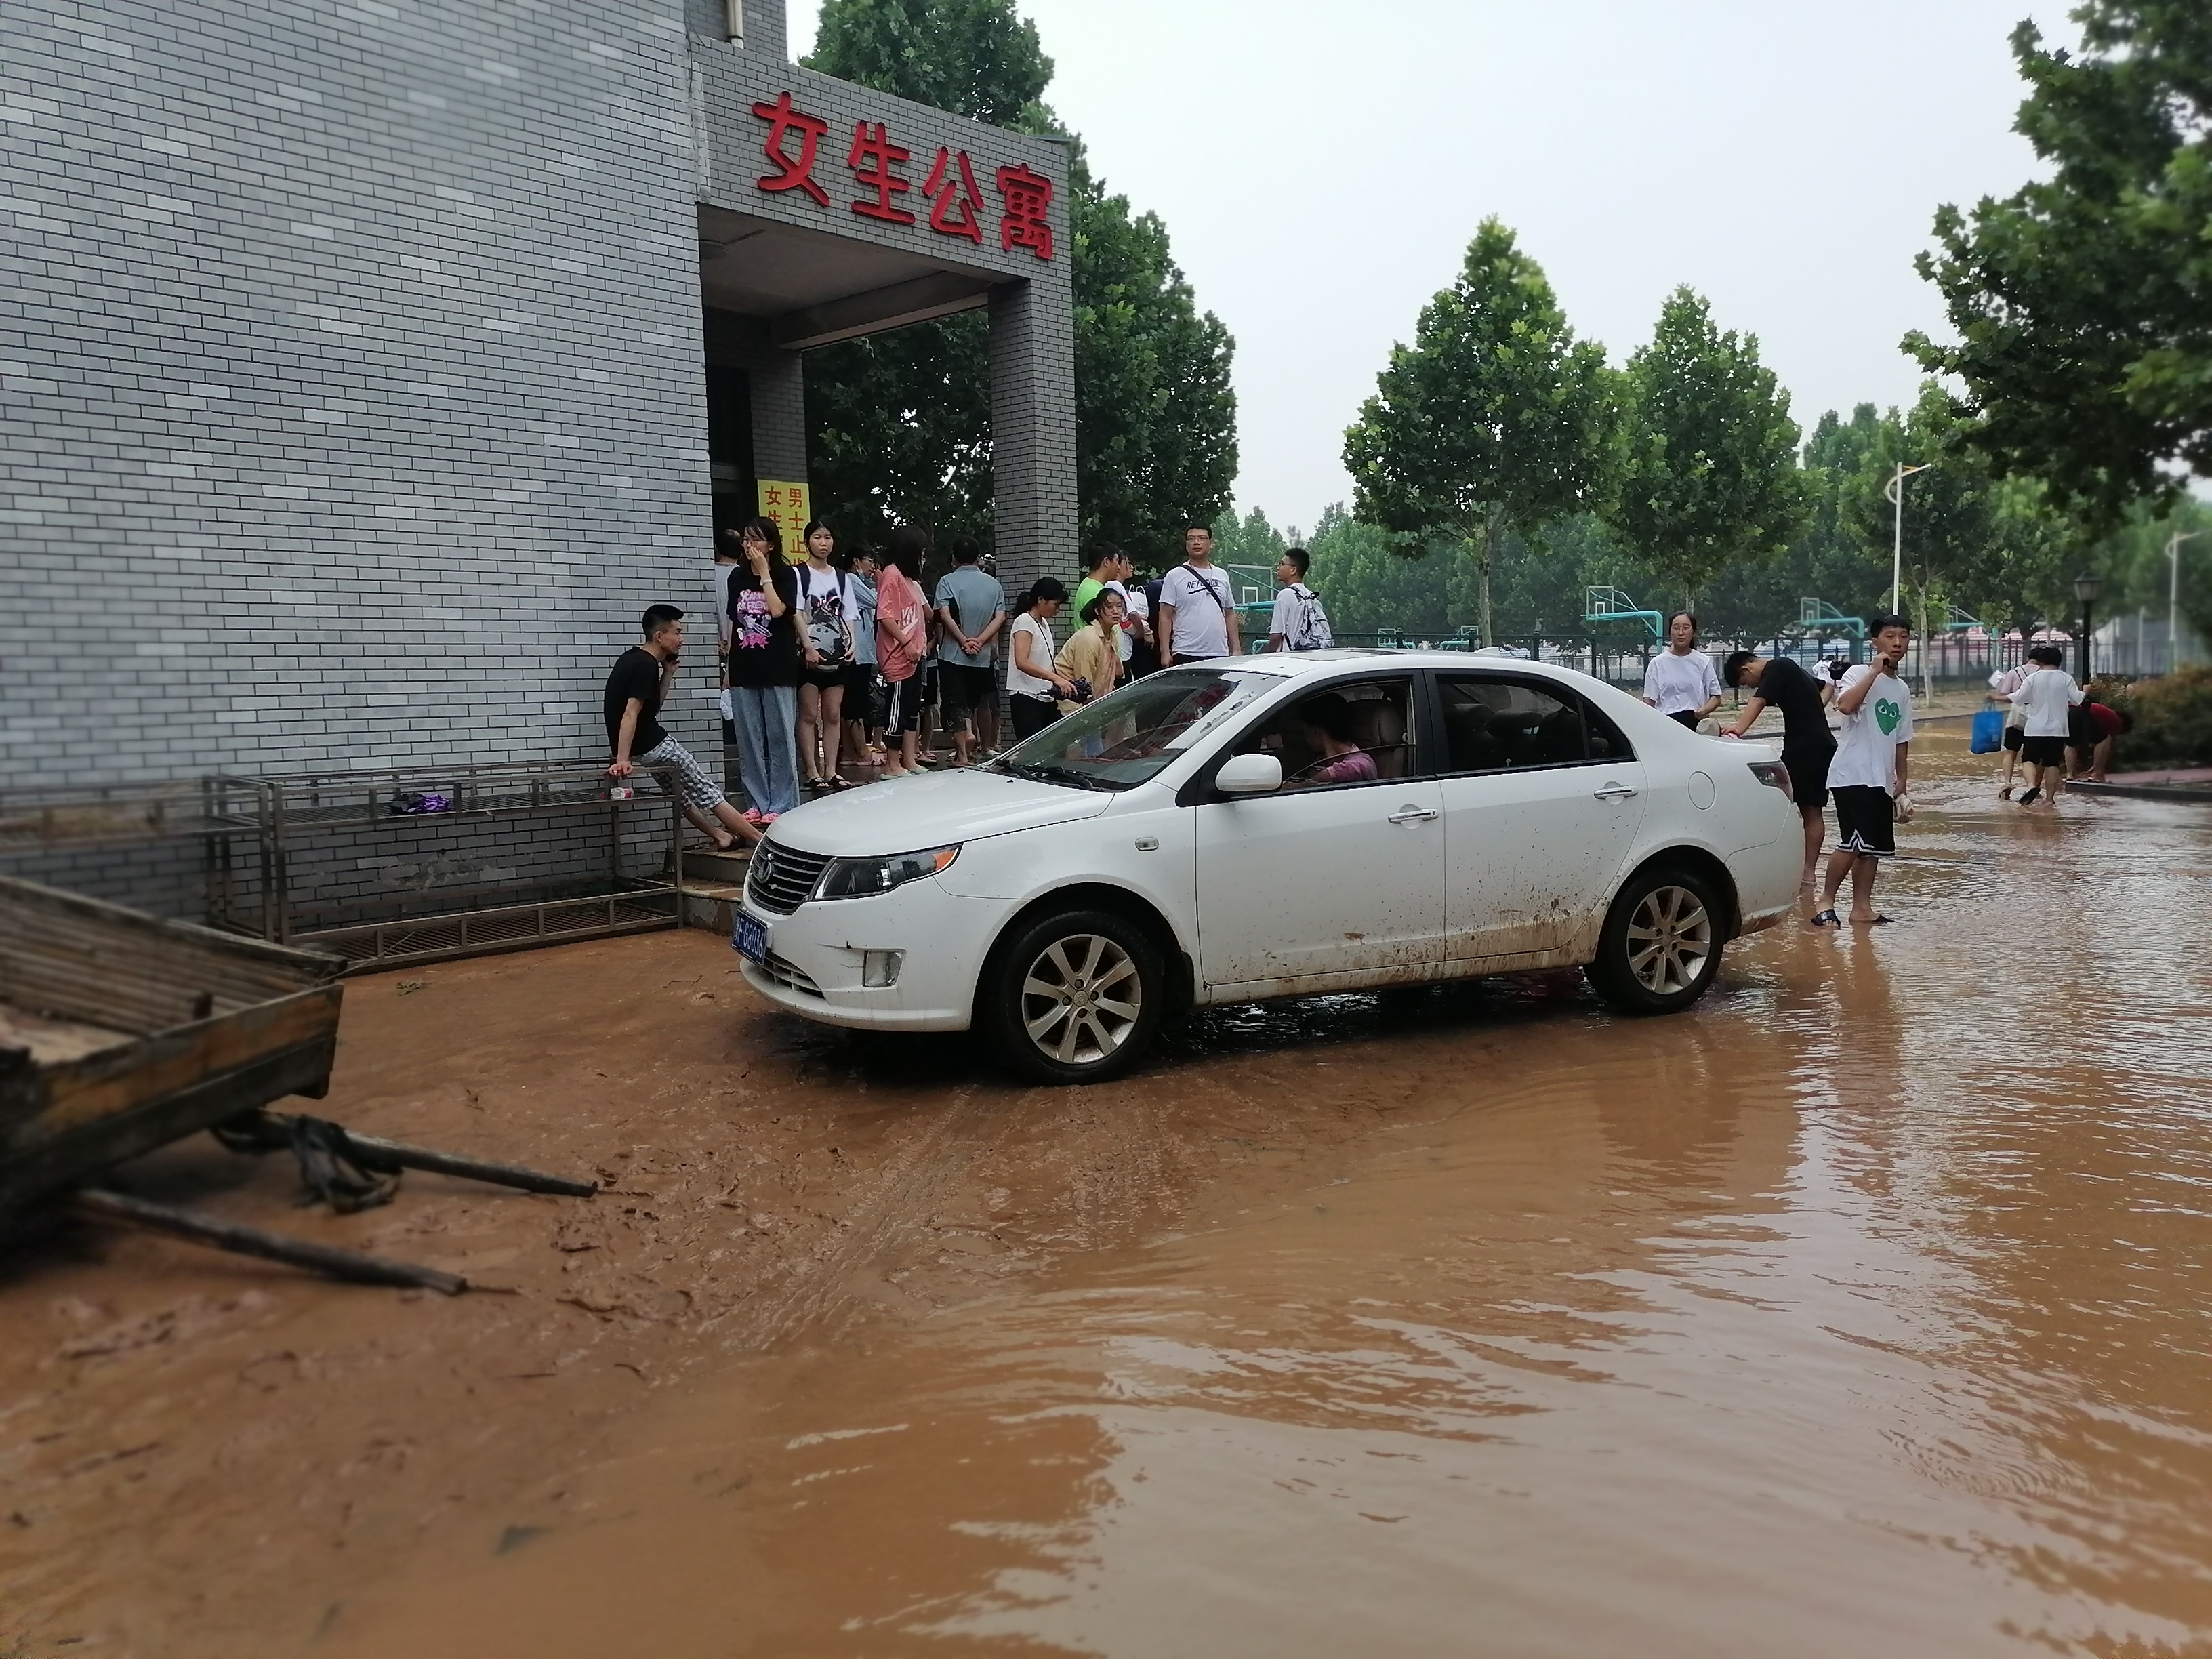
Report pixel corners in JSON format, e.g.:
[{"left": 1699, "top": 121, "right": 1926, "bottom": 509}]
[{"left": 1472, "top": 517, "right": 1498, "bottom": 647}]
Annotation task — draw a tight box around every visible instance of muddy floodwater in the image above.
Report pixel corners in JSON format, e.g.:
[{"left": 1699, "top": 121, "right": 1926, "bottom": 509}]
[{"left": 6, "top": 726, "right": 2212, "bottom": 1658}]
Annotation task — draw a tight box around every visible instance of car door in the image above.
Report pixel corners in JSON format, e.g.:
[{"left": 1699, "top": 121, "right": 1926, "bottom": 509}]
[
  {"left": 1432, "top": 672, "right": 1647, "bottom": 967},
  {"left": 1192, "top": 675, "right": 1446, "bottom": 991}
]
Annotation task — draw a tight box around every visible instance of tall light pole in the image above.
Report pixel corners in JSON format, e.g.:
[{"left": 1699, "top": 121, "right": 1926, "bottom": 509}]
[
  {"left": 1884, "top": 462, "right": 1933, "bottom": 614},
  {"left": 2171, "top": 530, "right": 2203, "bottom": 668}
]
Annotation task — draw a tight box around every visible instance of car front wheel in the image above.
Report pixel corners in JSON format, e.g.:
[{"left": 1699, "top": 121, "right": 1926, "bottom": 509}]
[
  {"left": 1587, "top": 865, "right": 1725, "bottom": 1017},
  {"left": 982, "top": 907, "right": 1163, "bottom": 1084}
]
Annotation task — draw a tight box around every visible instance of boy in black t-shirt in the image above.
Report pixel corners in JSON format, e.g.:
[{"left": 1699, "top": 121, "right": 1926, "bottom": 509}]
[
  {"left": 1722, "top": 650, "right": 1839, "bottom": 895},
  {"left": 605, "top": 605, "right": 760, "bottom": 852}
]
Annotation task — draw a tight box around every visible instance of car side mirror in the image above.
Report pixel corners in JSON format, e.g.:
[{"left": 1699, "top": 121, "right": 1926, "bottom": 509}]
[{"left": 1215, "top": 754, "right": 1283, "bottom": 796}]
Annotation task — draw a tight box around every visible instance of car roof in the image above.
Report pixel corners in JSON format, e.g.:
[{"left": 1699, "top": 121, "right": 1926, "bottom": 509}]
[{"left": 1240, "top": 649, "right": 1597, "bottom": 687}]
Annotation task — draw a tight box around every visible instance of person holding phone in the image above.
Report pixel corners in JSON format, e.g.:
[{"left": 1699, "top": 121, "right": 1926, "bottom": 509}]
[
  {"left": 724, "top": 516, "right": 802, "bottom": 821},
  {"left": 1811, "top": 615, "right": 1916, "bottom": 927},
  {"left": 603, "top": 605, "right": 760, "bottom": 852}
]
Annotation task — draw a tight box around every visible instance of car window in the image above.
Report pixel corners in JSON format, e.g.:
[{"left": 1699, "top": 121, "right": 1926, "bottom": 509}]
[
  {"left": 1438, "top": 676, "right": 1632, "bottom": 773},
  {"left": 1230, "top": 678, "right": 1417, "bottom": 790},
  {"left": 996, "top": 667, "right": 1280, "bottom": 792}
]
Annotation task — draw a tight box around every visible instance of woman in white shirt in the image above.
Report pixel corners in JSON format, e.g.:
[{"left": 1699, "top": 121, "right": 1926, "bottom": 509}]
[
  {"left": 1006, "top": 579, "right": 1074, "bottom": 741},
  {"left": 1641, "top": 612, "right": 1725, "bottom": 728}
]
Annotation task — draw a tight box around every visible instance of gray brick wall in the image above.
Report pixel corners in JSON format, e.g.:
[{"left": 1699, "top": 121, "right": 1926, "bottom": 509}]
[
  {"left": 1, "top": 0, "right": 724, "bottom": 787},
  {"left": 1, "top": 0, "right": 1078, "bottom": 922}
]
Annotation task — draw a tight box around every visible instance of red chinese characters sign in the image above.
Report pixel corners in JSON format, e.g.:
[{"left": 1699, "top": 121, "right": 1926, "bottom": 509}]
[{"left": 747, "top": 91, "right": 1054, "bottom": 262}]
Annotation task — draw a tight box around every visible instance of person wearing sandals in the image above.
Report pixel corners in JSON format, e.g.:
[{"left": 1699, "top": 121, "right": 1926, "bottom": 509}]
[
  {"left": 874, "top": 526, "right": 930, "bottom": 778},
  {"left": 794, "top": 516, "right": 856, "bottom": 792},
  {"left": 604, "top": 605, "right": 760, "bottom": 853},
  {"left": 724, "top": 516, "right": 802, "bottom": 823},
  {"left": 840, "top": 546, "right": 884, "bottom": 772},
  {"left": 1811, "top": 615, "right": 1914, "bottom": 929}
]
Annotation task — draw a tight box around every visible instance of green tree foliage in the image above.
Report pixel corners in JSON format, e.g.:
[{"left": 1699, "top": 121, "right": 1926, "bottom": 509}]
[
  {"left": 1342, "top": 218, "right": 1618, "bottom": 644},
  {"left": 1846, "top": 388, "right": 1994, "bottom": 639},
  {"left": 1077, "top": 158, "right": 1237, "bottom": 563},
  {"left": 1608, "top": 287, "right": 1806, "bottom": 611},
  {"left": 808, "top": 0, "right": 1054, "bottom": 126},
  {"left": 1302, "top": 505, "right": 1638, "bottom": 642},
  {"left": 1207, "top": 505, "right": 1288, "bottom": 578},
  {"left": 1908, "top": 1, "right": 2212, "bottom": 528},
  {"left": 800, "top": 0, "right": 1237, "bottom": 567}
]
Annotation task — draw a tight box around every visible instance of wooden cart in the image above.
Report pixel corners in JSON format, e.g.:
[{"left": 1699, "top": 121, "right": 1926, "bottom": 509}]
[
  {"left": 3, "top": 873, "right": 594, "bottom": 1292},
  {"left": 1, "top": 873, "right": 344, "bottom": 1216}
]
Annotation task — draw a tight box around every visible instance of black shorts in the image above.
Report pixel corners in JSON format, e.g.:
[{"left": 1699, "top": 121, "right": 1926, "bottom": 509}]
[
  {"left": 882, "top": 673, "right": 920, "bottom": 738},
  {"left": 2021, "top": 734, "right": 2066, "bottom": 766},
  {"left": 1832, "top": 785, "right": 1896, "bottom": 857},
  {"left": 2002, "top": 724, "right": 2024, "bottom": 752},
  {"left": 1008, "top": 694, "right": 1058, "bottom": 741},
  {"left": 2066, "top": 705, "right": 2100, "bottom": 748},
  {"left": 1784, "top": 745, "right": 1833, "bottom": 812},
  {"left": 844, "top": 661, "right": 874, "bottom": 708},
  {"left": 939, "top": 663, "right": 996, "bottom": 726},
  {"left": 1666, "top": 709, "right": 1701, "bottom": 729},
  {"left": 800, "top": 662, "right": 846, "bottom": 691}
]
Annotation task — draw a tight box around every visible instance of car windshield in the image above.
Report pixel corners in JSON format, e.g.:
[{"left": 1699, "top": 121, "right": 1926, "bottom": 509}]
[{"left": 993, "top": 668, "right": 1282, "bottom": 792}]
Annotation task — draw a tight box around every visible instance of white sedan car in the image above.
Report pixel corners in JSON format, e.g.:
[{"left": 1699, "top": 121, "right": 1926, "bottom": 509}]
[{"left": 735, "top": 652, "right": 1801, "bottom": 1083}]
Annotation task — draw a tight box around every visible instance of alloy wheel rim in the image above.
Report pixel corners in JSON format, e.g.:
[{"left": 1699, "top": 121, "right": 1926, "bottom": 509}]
[
  {"left": 1625, "top": 884, "right": 1712, "bottom": 996},
  {"left": 1019, "top": 934, "right": 1141, "bottom": 1067}
]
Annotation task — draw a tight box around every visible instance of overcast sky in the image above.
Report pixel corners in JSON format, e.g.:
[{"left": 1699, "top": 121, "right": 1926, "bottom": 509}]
[{"left": 790, "top": 0, "right": 2055, "bottom": 540}]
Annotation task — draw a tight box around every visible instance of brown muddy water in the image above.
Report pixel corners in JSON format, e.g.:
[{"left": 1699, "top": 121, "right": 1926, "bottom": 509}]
[{"left": 17, "top": 729, "right": 2212, "bottom": 1657}]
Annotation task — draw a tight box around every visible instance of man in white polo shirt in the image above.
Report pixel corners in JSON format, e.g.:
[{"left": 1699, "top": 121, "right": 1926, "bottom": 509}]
[
  {"left": 1640, "top": 611, "right": 1724, "bottom": 727},
  {"left": 1155, "top": 523, "right": 1240, "bottom": 667}
]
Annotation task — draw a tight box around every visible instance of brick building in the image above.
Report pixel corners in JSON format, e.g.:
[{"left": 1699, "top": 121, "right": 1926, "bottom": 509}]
[{"left": 1, "top": 0, "right": 1076, "bottom": 787}]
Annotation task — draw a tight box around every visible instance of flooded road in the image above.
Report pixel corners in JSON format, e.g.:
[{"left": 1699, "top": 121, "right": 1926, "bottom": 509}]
[{"left": 293, "top": 728, "right": 2212, "bottom": 1659}]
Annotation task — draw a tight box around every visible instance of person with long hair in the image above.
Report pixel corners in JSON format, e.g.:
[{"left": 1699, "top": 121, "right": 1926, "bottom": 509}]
[
  {"left": 1053, "top": 587, "right": 1124, "bottom": 714},
  {"left": 874, "top": 526, "right": 931, "bottom": 778},
  {"left": 794, "top": 516, "right": 855, "bottom": 791},
  {"left": 1004, "top": 579, "right": 1073, "bottom": 741},
  {"left": 724, "top": 515, "right": 802, "bottom": 821}
]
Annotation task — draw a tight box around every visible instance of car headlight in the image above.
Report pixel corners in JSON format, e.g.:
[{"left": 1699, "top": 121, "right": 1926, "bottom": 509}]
[{"left": 813, "top": 844, "right": 960, "bottom": 901}]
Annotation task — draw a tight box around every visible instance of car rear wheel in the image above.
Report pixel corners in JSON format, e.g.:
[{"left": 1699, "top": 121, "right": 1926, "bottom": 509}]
[
  {"left": 1587, "top": 865, "right": 1724, "bottom": 1017},
  {"left": 982, "top": 908, "right": 1163, "bottom": 1085}
]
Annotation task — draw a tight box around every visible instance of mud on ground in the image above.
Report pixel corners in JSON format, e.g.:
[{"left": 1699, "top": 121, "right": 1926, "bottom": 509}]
[{"left": 0, "top": 928, "right": 1521, "bottom": 1654}]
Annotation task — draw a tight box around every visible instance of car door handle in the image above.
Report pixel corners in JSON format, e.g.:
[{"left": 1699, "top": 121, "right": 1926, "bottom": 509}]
[
  {"left": 1591, "top": 783, "right": 1639, "bottom": 801},
  {"left": 1387, "top": 805, "right": 1439, "bottom": 824}
]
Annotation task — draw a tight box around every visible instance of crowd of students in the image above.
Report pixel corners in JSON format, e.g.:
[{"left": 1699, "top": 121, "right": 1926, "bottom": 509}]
[{"left": 600, "top": 516, "right": 1336, "bottom": 837}]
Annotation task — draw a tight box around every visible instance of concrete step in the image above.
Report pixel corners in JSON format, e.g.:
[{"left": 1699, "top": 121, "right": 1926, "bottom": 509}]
[
  {"left": 681, "top": 846, "right": 752, "bottom": 885},
  {"left": 680, "top": 880, "right": 745, "bottom": 933}
]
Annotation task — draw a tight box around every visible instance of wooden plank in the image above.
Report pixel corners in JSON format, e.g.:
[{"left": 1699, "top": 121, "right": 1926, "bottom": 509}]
[
  {"left": 0, "top": 874, "right": 340, "bottom": 1033},
  {"left": 8, "top": 987, "right": 342, "bottom": 1148},
  {"left": 0, "top": 1038, "right": 337, "bottom": 1213}
]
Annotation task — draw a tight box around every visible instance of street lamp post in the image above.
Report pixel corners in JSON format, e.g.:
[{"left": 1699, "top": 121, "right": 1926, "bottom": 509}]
[
  {"left": 2171, "top": 531, "right": 2203, "bottom": 669},
  {"left": 1883, "top": 462, "right": 1933, "bottom": 615},
  {"left": 2074, "top": 569, "right": 2104, "bottom": 683}
]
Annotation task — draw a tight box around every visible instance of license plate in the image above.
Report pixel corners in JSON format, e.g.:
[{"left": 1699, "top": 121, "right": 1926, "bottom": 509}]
[{"left": 734, "top": 913, "right": 770, "bottom": 965}]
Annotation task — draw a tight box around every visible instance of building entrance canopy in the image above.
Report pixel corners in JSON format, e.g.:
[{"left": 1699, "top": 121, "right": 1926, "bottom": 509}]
[{"left": 693, "top": 54, "right": 1068, "bottom": 352}]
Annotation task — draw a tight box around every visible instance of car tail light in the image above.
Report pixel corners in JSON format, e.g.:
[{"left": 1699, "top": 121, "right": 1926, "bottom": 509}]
[{"left": 1748, "top": 760, "right": 1792, "bottom": 796}]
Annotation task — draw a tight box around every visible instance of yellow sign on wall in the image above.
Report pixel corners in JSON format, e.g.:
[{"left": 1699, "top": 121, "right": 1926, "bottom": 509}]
[{"left": 757, "top": 480, "right": 812, "bottom": 564}]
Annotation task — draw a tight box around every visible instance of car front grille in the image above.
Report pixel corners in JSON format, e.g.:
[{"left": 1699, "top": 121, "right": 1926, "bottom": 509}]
[
  {"left": 758, "top": 951, "right": 823, "bottom": 998},
  {"left": 746, "top": 841, "right": 831, "bottom": 915}
]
